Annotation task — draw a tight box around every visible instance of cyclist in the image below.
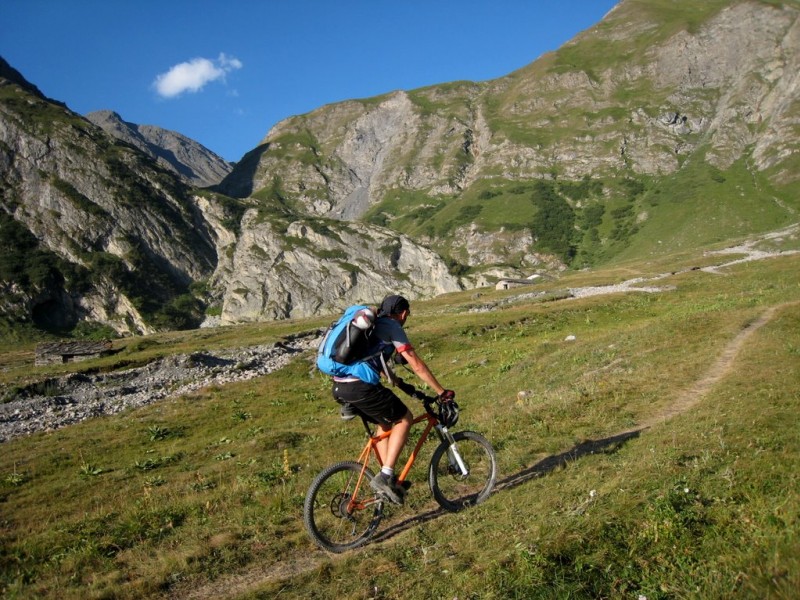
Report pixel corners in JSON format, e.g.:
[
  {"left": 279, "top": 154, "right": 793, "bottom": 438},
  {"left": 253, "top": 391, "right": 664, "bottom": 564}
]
[{"left": 331, "top": 294, "right": 455, "bottom": 504}]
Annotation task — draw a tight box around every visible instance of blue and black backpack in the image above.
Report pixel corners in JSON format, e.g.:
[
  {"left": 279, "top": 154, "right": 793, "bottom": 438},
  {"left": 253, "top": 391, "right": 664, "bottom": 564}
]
[{"left": 317, "top": 305, "right": 384, "bottom": 383}]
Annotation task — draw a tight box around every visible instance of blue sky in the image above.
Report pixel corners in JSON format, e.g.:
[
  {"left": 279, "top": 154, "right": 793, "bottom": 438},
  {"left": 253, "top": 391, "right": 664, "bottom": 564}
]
[{"left": 1, "top": 1, "right": 618, "bottom": 163}]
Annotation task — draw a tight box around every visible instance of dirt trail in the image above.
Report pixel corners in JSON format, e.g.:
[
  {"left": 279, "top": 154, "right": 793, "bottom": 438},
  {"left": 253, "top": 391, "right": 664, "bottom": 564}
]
[
  {"left": 169, "top": 222, "right": 800, "bottom": 598},
  {"left": 169, "top": 556, "right": 329, "bottom": 600},
  {"left": 169, "top": 298, "right": 797, "bottom": 599},
  {"left": 630, "top": 301, "right": 796, "bottom": 432}
]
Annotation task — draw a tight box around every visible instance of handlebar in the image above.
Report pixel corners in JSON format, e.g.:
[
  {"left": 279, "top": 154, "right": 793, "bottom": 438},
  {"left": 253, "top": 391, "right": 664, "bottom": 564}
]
[{"left": 358, "top": 384, "right": 440, "bottom": 437}]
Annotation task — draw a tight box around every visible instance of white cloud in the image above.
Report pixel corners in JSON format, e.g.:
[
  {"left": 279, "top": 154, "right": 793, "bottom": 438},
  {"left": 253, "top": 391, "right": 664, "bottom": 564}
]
[{"left": 153, "top": 53, "right": 242, "bottom": 98}]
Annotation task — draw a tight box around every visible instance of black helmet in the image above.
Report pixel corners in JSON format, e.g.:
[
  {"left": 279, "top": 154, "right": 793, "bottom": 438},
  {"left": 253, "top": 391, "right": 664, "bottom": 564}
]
[
  {"left": 437, "top": 399, "right": 460, "bottom": 427},
  {"left": 378, "top": 294, "right": 410, "bottom": 317}
]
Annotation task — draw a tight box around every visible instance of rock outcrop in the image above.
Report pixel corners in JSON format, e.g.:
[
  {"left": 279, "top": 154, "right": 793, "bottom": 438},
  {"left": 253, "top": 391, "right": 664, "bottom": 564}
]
[{"left": 211, "top": 213, "right": 460, "bottom": 324}]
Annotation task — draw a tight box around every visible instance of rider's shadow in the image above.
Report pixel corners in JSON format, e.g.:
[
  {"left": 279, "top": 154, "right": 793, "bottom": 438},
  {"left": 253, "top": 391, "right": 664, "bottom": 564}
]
[{"left": 371, "top": 428, "right": 644, "bottom": 545}]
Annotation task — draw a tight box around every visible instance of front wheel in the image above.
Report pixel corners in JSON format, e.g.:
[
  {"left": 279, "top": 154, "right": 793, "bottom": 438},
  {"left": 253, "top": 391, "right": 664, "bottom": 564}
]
[
  {"left": 303, "top": 461, "right": 383, "bottom": 553},
  {"left": 429, "top": 431, "right": 497, "bottom": 512}
]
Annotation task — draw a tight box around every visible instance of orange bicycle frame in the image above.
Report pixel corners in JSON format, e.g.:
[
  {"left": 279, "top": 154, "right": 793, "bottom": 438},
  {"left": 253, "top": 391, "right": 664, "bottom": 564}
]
[{"left": 347, "top": 411, "right": 438, "bottom": 511}]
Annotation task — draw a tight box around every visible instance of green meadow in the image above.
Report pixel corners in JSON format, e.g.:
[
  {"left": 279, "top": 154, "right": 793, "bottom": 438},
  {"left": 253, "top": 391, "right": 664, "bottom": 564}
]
[{"left": 2, "top": 226, "right": 798, "bottom": 599}]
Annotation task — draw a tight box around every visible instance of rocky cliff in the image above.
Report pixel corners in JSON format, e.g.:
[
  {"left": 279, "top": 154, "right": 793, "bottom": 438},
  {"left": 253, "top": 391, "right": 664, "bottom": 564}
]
[
  {"left": 2, "top": 0, "right": 799, "bottom": 337},
  {"left": 211, "top": 214, "right": 459, "bottom": 323},
  {"left": 0, "top": 56, "right": 226, "bottom": 334},
  {"left": 0, "top": 59, "right": 460, "bottom": 335}
]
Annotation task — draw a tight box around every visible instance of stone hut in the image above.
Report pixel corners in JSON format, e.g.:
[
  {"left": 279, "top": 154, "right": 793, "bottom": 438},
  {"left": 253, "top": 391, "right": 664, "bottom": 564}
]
[
  {"left": 494, "top": 273, "right": 554, "bottom": 291},
  {"left": 495, "top": 276, "right": 542, "bottom": 291},
  {"left": 35, "top": 340, "right": 114, "bottom": 366}
]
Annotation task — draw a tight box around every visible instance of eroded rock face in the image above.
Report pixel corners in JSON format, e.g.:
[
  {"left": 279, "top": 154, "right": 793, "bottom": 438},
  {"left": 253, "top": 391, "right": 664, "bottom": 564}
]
[{"left": 211, "top": 212, "right": 461, "bottom": 323}]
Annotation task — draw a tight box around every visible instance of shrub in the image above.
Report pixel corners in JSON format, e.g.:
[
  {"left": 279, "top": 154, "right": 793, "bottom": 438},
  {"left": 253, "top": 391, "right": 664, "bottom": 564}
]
[
  {"left": 71, "top": 321, "right": 118, "bottom": 340},
  {"left": 530, "top": 181, "right": 576, "bottom": 262}
]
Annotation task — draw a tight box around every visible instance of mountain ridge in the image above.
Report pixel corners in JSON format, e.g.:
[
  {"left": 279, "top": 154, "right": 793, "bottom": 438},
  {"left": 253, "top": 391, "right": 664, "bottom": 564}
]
[
  {"left": 85, "top": 110, "right": 234, "bottom": 188},
  {"left": 1, "top": 0, "right": 799, "bottom": 339}
]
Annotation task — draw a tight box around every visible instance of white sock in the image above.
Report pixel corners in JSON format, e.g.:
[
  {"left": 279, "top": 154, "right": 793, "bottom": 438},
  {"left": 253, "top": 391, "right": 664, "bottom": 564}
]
[{"left": 380, "top": 467, "right": 394, "bottom": 478}]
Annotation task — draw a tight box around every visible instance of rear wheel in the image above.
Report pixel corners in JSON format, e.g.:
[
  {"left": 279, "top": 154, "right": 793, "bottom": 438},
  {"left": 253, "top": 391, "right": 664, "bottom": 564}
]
[
  {"left": 429, "top": 431, "right": 497, "bottom": 512},
  {"left": 303, "top": 461, "right": 383, "bottom": 553}
]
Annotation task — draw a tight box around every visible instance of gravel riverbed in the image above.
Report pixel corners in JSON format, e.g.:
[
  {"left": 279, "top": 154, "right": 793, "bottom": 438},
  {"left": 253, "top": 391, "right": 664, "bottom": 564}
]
[
  {"left": 0, "top": 332, "right": 322, "bottom": 443},
  {"left": 2, "top": 226, "right": 797, "bottom": 443}
]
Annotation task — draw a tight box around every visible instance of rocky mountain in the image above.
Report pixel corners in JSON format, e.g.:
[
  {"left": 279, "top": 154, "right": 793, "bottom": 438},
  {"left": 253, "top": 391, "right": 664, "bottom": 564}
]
[
  {"left": 217, "top": 0, "right": 799, "bottom": 266},
  {"left": 2, "top": 0, "right": 799, "bottom": 339},
  {"left": 85, "top": 110, "right": 233, "bottom": 187},
  {"left": 0, "top": 63, "right": 459, "bottom": 336},
  {"left": 0, "top": 55, "right": 226, "bottom": 335}
]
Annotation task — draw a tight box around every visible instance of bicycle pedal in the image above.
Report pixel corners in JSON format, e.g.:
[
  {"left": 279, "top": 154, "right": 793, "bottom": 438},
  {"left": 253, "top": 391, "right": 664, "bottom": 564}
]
[{"left": 376, "top": 490, "right": 405, "bottom": 506}]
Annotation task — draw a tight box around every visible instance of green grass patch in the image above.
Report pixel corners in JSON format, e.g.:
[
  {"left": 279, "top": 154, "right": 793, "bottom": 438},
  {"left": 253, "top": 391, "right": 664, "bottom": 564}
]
[
  {"left": 1, "top": 236, "right": 798, "bottom": 598},
  {"left": 610, "top": 154, "right": 794, "bottom": 263}
]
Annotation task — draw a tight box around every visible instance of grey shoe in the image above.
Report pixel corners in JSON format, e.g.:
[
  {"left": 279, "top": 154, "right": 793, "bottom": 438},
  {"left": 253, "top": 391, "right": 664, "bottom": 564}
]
[
  {"left": 340, "top": 403, "right": 356, "bottom": 421},
  {"left": 369, "top": 473, "right": 404, "bottom": 505}
]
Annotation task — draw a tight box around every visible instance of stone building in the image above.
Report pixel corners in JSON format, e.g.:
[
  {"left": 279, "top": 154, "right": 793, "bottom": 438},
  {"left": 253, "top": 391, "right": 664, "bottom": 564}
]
[{"left": 34, "top": 341, "right": 114, "bottom": 366}]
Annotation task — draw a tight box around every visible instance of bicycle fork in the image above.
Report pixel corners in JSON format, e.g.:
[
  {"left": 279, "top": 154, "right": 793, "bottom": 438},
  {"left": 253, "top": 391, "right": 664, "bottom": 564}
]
[{"left": 436, "top": 425, "right": 470, "bottom": 477}]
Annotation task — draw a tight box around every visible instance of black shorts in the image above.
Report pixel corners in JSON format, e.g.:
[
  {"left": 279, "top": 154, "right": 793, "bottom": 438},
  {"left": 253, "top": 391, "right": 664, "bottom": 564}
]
[{"left": 332, "top": 380, "right": 409, "bottom": 428}]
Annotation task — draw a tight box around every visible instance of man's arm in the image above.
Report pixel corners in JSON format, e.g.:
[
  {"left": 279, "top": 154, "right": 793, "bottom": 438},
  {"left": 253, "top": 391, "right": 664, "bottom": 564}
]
[{"left": 398, "top": 348, "right": 445, "bottom": 395}]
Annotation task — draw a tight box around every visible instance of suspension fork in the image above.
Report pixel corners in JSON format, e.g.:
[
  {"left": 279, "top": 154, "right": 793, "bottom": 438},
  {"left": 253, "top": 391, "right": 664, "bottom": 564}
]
[{"left": 434, "top": 424, "right": 469, "bottom": 477}]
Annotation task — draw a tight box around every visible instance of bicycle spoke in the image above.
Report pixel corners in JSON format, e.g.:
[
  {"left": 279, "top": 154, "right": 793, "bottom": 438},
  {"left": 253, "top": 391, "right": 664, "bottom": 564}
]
[
  {"left": 429, "top": 431, "right": 497, "bottom": 512},
  {"left": 304, "top": 462, "right": 383, "bottom": 552}
]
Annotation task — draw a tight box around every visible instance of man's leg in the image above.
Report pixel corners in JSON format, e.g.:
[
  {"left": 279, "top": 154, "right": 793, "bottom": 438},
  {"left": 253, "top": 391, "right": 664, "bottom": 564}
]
[
  {"left": 365, "top": 388, "right": 412, "bottom": 505},
  {"left": 375, "top": 409, "right": 412, "bottom": 470}
]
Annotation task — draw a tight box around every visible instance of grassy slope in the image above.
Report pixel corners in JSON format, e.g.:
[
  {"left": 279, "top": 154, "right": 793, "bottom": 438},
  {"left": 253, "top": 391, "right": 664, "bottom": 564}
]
[
  {"left": 608, "top": 156, "right": 800, "bottom": 263},
  {"left": 1, "top": 228, "right": 798, "bottom": 599},
  {"left": 364, "top": 150, "right": 799, "bottom": 274}
]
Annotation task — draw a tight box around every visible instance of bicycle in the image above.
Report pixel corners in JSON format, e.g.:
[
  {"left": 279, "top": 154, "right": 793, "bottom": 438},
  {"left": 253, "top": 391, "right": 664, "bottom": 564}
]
[{"left": 303, "top": 387, "right": 497, "bottom": 553}]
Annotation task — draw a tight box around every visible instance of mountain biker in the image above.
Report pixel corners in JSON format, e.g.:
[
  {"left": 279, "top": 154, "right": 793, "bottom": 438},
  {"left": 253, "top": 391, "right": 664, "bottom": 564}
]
[{"left": 331, "top": 294, "right": 455, "bottom": 505}]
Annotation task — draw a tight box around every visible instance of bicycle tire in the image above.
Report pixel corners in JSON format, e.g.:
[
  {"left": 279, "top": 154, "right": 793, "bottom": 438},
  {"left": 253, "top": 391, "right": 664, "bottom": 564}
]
[
  {"left": 429, "top": 431, "right": 497, "bottom": 512},
  {"left": 303, "top": 461, "right": 383, "bottom": 553}
]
